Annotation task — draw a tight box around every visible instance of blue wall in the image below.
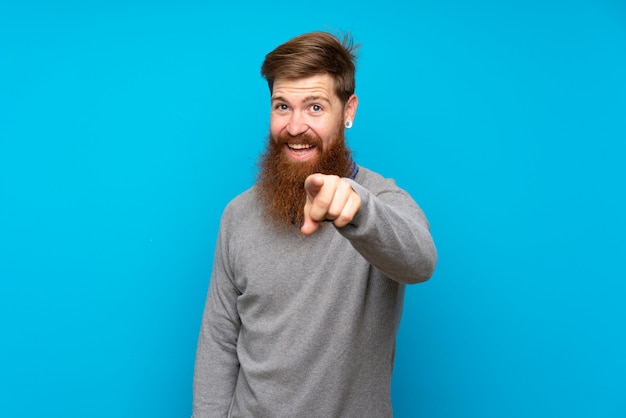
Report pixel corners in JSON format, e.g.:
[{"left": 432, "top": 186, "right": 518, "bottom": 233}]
[{"left": 1, "top": 1, "right": 624, "bottom": 417}]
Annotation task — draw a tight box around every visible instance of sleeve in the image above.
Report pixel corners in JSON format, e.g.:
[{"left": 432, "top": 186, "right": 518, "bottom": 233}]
[
  {"left": 338, "top": 176, "right": 438, "bottom": 284},
  {"left": 192, "top": 214, "right": 241, "bottom": 417}
]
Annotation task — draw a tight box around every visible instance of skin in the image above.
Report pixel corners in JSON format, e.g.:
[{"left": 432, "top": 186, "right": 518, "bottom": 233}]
[{"left": 269, "top": 74, "right": 360, "bottom": 235}]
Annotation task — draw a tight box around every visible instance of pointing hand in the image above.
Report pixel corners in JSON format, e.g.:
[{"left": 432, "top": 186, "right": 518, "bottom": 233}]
[{"left": 301, "top": 174, "right": 362, "bottom": 235}]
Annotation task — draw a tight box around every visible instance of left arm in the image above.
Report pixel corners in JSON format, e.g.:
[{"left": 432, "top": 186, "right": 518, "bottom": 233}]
[{"left": 302, "top": 173, "right": 437, "bottom": 284}]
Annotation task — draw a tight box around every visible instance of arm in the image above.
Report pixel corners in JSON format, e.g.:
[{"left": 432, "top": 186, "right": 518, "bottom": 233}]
[
  {"left": 192, "top": 222, "right": 240, "bottom": 417},
  {"left": 339, "top": 177, "right": 437, "bottom": 284},
  {"left": 301, "top": 172, "right": 437, "bottom": 284}
]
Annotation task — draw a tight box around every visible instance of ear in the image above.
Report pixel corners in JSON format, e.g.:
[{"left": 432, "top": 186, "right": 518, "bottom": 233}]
[{"left": 344, "top": 94, "right": 358, "bottom": 123}]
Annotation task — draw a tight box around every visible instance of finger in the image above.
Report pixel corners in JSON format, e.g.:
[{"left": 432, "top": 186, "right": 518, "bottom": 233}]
[
  {"left": 333, "top": 190, "right": 361, "bottom": 228},
  {"left": 304, "top": 174, "right": 325, "bottom": 200},
  {"left": 307, "top": 177, "right": 338, "bottom": 222},
  {"left": 324, "top": 180, "right": 353, "bottom": 221},
  {"left": 301, "top": 197, "right": 320, "bottom": 235}
]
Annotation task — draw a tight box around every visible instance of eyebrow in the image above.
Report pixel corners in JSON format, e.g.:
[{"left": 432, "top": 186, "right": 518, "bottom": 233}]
[
  {"left": 303, "top": 95, "right": 330, "bottom": 104},
  {"left": 271, "top": 95, "right": 332, "bottom": 106}
]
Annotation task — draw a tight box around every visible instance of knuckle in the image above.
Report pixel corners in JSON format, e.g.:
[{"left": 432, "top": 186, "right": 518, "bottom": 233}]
[
  {"left": 335, "top": 212, "right": 352, "bottom": 227},
  {"left": 310, "top": 207, "right": 327, "bottom": 221},
  {"left": 326, "top": 207, "right": 340, "bottom": 219},
  {"left": 315, "top": 195, "right": 332, "bottom": 208}
]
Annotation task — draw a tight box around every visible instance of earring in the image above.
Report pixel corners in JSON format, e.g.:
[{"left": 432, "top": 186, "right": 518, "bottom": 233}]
[{"left": 345, "top": 120, "right": 353, "bottom": 129}]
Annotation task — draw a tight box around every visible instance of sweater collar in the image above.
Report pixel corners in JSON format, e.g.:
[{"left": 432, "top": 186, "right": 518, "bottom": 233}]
[{"left": 348, "top": 160, "right": 359, "bottom": 180}]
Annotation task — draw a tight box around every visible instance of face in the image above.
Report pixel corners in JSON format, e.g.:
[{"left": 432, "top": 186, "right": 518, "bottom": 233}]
[
  {"left": 258, "top": 74, "right": 358, "bottom": 229},
  {"left": 270, "top": 74, "right": 358, "bottom": 163}
]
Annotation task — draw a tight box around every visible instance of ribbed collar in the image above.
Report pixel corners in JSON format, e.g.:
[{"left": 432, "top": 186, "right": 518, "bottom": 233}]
[{"left": 348, "top": 160, "right": 359, "bottom": 180}]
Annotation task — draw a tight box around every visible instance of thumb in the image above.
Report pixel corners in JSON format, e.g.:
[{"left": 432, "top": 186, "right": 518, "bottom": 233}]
[
  {"left": 300, "top": 216, "right": 319, "bottom": 236},
  {"left": 300, "top": 195, "right": 320, "bottom": 235}
]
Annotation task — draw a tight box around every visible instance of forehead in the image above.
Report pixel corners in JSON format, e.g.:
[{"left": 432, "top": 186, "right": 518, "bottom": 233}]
[{"left": 272, "top": 74, "right": 338, "bottom": 102}]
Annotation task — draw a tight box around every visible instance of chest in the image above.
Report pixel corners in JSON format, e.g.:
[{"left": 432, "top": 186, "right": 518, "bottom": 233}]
[{"left": 231, "top": 223, "right": 365, "bottom": 300}]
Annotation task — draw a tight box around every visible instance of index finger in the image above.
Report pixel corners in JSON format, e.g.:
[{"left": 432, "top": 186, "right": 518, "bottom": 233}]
[{"left": 304, "top": 174, "right": 325, "bottom": 200}]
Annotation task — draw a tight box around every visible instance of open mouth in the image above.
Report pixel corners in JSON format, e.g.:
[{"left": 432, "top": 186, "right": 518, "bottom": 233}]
[{"left": 285, "top": 143, "right": 317, "bottom": 159}]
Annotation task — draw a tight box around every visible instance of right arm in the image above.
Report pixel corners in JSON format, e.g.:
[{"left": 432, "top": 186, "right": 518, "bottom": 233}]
[{"left": 192, "top": 222, "right": 241, "bottom": 417}]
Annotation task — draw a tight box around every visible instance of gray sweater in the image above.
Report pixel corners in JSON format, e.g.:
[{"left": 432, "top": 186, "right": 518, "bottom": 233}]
[{"left": 193, "top": 166, "right": 437, "bottom": 417}]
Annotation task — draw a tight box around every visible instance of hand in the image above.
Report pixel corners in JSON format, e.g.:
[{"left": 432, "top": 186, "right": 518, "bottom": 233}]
[{"left": 301, "top": 174, "right": 362, "bottom": 235}]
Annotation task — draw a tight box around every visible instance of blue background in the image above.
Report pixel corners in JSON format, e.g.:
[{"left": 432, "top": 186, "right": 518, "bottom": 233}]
[{"left": 1, "top": 1, "right": 625, "bottom": 417}]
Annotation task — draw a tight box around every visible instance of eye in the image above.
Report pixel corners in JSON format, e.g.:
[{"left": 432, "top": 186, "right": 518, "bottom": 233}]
[
  {"left": 310, "top": 104, "right": 322, "bottom": 112},
  {"left": 275, "top": 103, "right": 288, "bottom": 111}
]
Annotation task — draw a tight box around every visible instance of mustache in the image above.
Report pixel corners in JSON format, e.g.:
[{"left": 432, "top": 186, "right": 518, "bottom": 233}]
[
  {"left": 258, "top": 128, "right": 353, "bottom": 230},
  {"left": 274, "top": 131, "right": 323, "bottom": 149}
]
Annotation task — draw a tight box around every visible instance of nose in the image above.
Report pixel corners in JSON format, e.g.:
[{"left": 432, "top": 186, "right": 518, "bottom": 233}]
[{"left": 286, "top": 111, "right": 308, "bottom": 136}]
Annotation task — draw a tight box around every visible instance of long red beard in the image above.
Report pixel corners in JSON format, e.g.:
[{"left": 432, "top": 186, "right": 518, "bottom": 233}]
[{"left": 257, "top": 130, "right": 353, "bottom": 230}]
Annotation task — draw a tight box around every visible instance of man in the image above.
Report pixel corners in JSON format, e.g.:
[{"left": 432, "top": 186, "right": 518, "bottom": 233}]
[{"left": 193, "top": 31, "right": 437, "bottom": 417}]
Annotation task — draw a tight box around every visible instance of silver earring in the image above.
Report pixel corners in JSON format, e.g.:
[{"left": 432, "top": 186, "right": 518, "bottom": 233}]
[{"left": 345, "top": 120, "right": 353, "bottom": 129}]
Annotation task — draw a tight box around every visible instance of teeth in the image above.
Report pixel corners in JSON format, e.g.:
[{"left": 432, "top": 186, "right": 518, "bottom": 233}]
[{"left": 289, "top": 144, "right": 314, "bottom": 150}]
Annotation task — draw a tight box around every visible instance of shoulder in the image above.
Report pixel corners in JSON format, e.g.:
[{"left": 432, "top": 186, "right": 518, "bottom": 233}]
[
  {"left": 219, "top": 187, "right": 259, "bottom": 226},
  {"left": 225, "top": 187, "right": 256, "bottom": 212},
  {"left": 353, "top": 166, "right": 405, "bottom": 196}
]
